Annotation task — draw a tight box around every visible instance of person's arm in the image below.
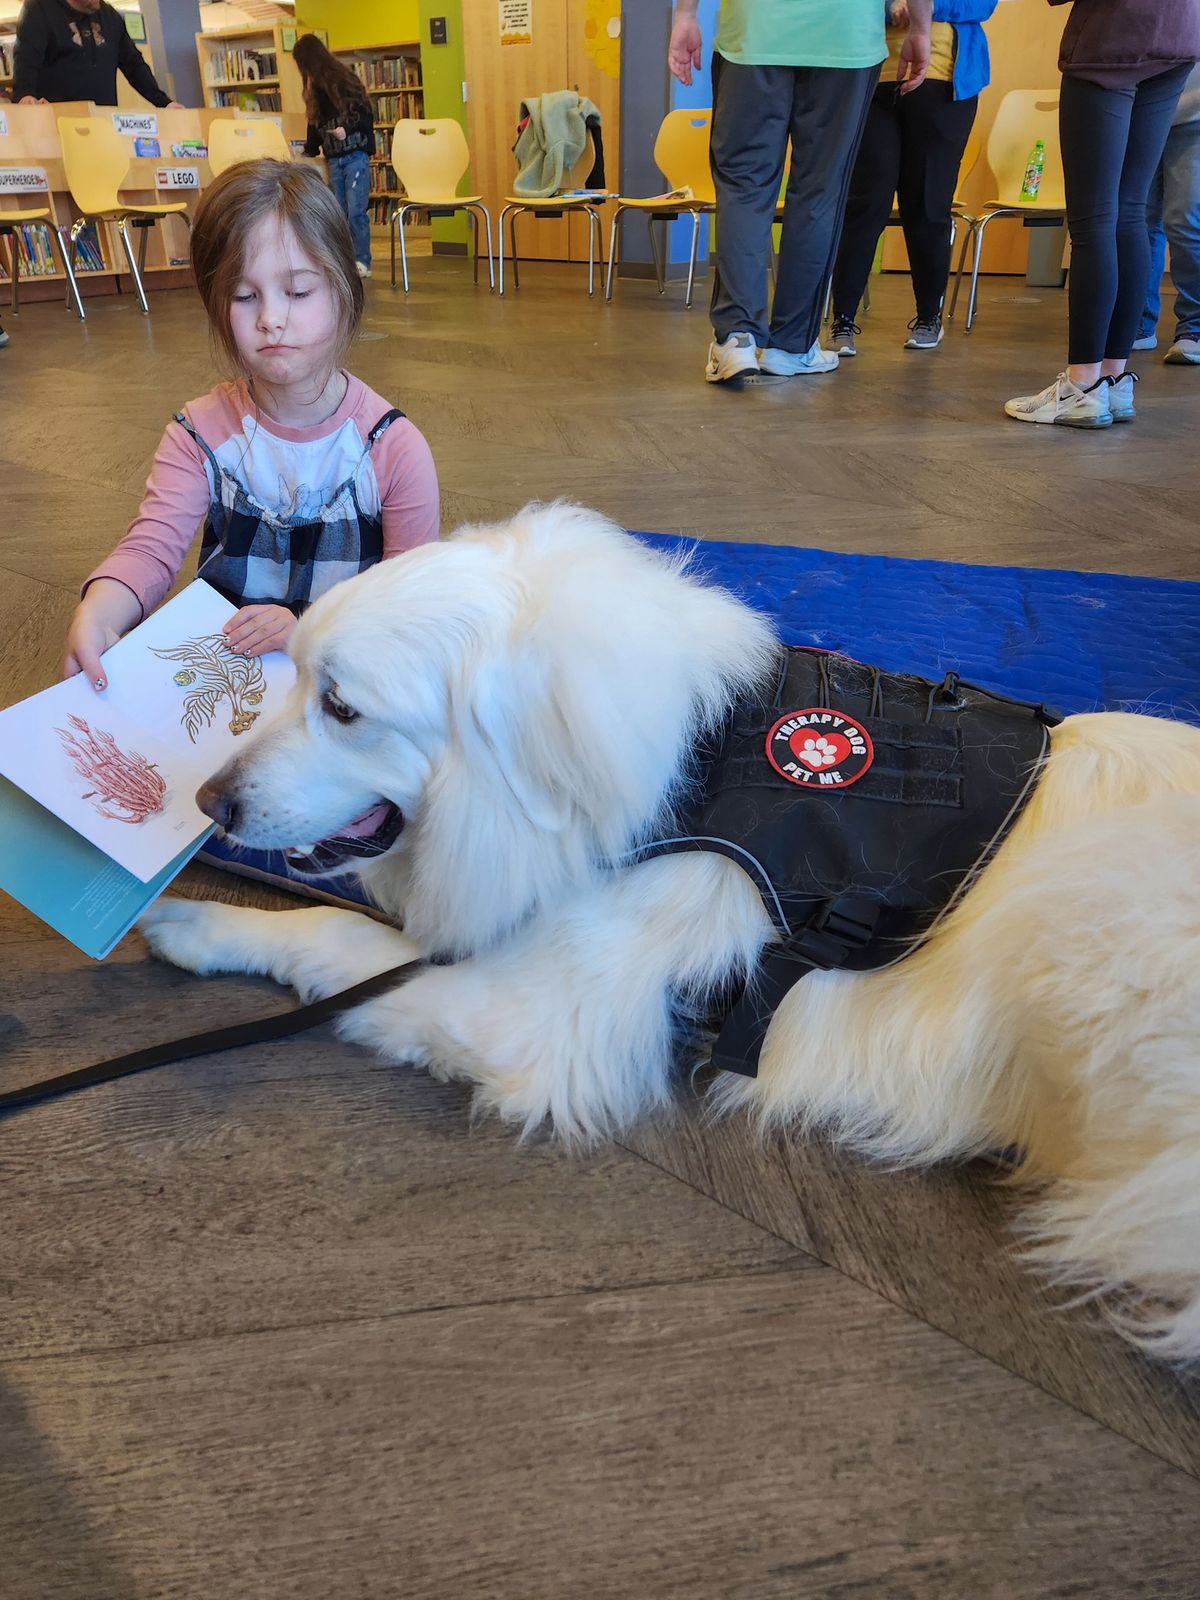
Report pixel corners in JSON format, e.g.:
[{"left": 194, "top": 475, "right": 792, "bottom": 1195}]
[
  {"left": 115, "top": 14, "right": 175, "bottom": 108},
  {"left": 304, "top": 122, "right": 321, "bottom": 157},
  {"left": 12, "top": 2, "right": 49, "bottom": 104},
  {"left": 669, "top": 0, "right": 702, "bottom": 87},
  {"left": 897, "top": 0, "right": 933, "bottom": 94},
  {"left": 65, "top": 419, "right": 213, "bottom": 684},
  {"left": 377, "top": 422, "right": 441, "bottom": 554}
]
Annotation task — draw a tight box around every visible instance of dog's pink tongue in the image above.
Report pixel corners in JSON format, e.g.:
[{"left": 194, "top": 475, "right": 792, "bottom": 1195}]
[{"left": 335, "top": 801, "right": 392, "bottom": 840}]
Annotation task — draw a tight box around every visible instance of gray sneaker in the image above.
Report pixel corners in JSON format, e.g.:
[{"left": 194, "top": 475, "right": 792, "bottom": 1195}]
[
  {"left": 830, "top": 316, "right": 860, "bottom": 357},
  {"left": 1107, "top": 371, "right": 1138, "bottom": 422},
  {"left": 1164, "top": 336, "right": 1200, "bottom": 365},
  {"left": 1131, "top": 332, "right": 1158, "bottom": 351},
  {"left": 0, "top": 328, "right": 9, "bottom": 349},
  {"left": 904, "top": 315, "right": 944, "bottom": 350}
]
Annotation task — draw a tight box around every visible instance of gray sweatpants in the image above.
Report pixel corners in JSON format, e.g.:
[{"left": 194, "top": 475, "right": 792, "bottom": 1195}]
[{"left": 710, "top": 54, "right": 879, "bottom": 352}]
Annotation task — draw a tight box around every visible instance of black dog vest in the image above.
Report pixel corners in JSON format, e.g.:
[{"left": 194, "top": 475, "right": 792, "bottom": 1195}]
[{"left": 637, "top": 648, "right": 1060, "bottom": 1077}]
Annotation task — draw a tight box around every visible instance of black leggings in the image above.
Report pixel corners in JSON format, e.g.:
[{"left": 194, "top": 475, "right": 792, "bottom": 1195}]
[
  {"left": 1060, "top": 63, "right": 1192, "bottom": 364},
  {"left": 831, "top": 79, "right": 978, "bottom": 323}
]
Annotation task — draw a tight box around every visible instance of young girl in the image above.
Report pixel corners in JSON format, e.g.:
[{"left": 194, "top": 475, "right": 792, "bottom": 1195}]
[
  {"left": 64, "top": 157, "right": 438, "bottom": 689},
  {"left": 294, "top": 32, "right": 377, "bottom": 279}
]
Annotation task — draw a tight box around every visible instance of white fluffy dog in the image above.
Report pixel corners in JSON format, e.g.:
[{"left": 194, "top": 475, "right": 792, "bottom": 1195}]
[{"left": 142, "top": 505, "right": 1200, "bottom": 1357}]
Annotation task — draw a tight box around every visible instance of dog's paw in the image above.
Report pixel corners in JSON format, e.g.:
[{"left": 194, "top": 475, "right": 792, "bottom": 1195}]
[{"left": 139, "top": 897, "right": 239, "bottom": 976}]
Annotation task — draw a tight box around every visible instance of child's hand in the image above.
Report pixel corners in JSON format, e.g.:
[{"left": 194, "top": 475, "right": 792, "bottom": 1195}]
[
  {"left": 63, "top": 579, "right": 143, "bottom": 690},
  {"left": 222, "top": 604, "right": 296, "bottom": 657}
]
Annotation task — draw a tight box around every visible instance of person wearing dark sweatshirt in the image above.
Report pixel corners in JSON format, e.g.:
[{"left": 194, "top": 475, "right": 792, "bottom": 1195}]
[{"left": 13, "top": 0, "right": 180, "bottom": 108}]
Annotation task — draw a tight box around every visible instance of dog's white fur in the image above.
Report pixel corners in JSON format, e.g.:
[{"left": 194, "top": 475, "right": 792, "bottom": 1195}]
[{"left": 142, "top": 505, "right": 1200, "bottom": 1358}]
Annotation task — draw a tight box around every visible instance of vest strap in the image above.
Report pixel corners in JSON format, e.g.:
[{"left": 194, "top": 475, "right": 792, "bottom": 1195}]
[{"left": 710, "top": 895, "right": 880, "bottom": 1078}]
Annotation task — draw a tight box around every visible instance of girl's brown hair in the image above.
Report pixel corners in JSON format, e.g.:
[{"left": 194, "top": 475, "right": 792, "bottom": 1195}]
[
  {"left": 189, "top": 158, "right": 364, "bottom": 375},
  {"left": 292, "top": 32, "right": 371, "bottom": 127}
]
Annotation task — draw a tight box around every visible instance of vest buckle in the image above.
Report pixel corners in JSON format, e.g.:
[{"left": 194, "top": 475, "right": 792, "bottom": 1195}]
[{"left": 788, "top": 895, "right": 880, "bottom": 970}]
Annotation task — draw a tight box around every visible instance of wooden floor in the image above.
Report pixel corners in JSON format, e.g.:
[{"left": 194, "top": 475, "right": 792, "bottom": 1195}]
[{"left": 1, "top": 264, "right": 1199, "bottom": 1600}]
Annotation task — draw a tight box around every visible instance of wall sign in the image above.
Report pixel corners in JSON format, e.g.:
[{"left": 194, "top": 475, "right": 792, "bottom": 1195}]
[
  {"left": 114, "top": 112, "right": 159, "bottom": 136},
  {"left": 155, "top": 166, "right": 199, "bottom": 191},
  {"left": 0, "top": 167, "right": 49, "bottom": 192},
  {"left": 500, "top": 0, "right": 532, "bottom": 46}
]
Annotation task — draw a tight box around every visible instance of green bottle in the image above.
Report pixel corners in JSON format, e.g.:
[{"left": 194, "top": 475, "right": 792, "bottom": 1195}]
[{"left": 1020, "top": 139, "right": 1046, "bottom": 201}]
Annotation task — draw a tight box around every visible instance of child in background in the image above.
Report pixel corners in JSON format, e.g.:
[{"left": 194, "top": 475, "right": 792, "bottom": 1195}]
[
  {"left": 63, "top": 157, "right": 438, "bottom": 689},
  {"left": 294, "top": 31, "right": 377, "bottom": 279}
]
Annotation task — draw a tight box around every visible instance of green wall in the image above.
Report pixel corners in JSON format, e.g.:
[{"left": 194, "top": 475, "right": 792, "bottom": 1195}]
[{"left": 294, "top": 0, "right": 468, "bottom": 248}]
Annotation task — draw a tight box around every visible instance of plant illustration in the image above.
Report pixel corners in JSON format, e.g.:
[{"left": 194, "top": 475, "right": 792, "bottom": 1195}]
[
  {"left": 151, "top": 634, "right": 267, "bottom": 741},
  {"left": 57, "top": 715, "right": 167, "bottom": 824}
]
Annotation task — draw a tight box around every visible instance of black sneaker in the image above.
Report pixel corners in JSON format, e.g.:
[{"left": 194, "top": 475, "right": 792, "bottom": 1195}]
[
  {"left": 830, "top": 317, "right": 860, "bottom": 357},
  {"left": 905, "top": 315, "right": 944, "bottom": 350}
]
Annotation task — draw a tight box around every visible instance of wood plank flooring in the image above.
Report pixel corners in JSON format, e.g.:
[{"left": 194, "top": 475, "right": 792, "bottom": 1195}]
[{"left": 1, "top": 264, "right": 1198, "bottom": 1598}]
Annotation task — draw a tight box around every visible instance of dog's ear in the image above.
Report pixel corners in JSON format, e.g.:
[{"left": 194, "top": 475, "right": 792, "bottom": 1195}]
[{"left": 456, "top": 648, "right": 571, "bottom": 834}]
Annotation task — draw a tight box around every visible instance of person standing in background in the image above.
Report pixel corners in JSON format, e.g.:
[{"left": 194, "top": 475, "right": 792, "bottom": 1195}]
[
  {"left": 829, "top": 0, "right": 997, "bottom": 357},
  {"left": 1133, "top": 62, "right": 1200, "bottom": 365},
  {"left": 14, "top": 0, "right": 181, "bottom": 107},
  {"left": 669, "top": 0, "right": 933, "bottom": 386},
  {"left": 1005, "top": 0, "right": 1200, "bottom": 428},
  {"left": 295, "top": 33, "right": 377, "bottom": 281}
]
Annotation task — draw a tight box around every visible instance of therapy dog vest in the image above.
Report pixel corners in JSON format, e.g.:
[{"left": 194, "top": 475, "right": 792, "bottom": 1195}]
[{"left": 639, "top": 648, "right": 1060, "bottom": 1077}]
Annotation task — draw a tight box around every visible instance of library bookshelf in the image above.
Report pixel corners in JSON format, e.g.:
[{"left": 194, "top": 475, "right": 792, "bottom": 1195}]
[
  {"left": 194, "top": 24, "right": 303, "bottom": 117},
  {"left": 331, "top": 41, "right": 424, "bottom": 232},
  {"left": 0, "top": 102, "right": 308, "bottom": 308}
]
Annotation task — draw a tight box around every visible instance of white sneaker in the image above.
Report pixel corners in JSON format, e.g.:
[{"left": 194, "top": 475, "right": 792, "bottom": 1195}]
[
  {"left": 1107, "top": 371, "right": 1138, "bottom": 422},
  {"left": 904, "top": 315, "right": 944, "bottom": 350},
  {"left": 1164, "top": 335, "right": 1200, "bottom": 365},
  {"left": 705, "top": 331, "right": 760, "bottom": 384},
  {"left": 0, "top": 329, "right": 9, "bottom": 349},
  {"left": 355, "top": 261, "right": 371, "bottom": 279},
  {"left": 1131, "top": 332, "right": 1158, "bottom": 351},
  {"left": 1004, "top": 372, "right": 1113, "bottom": 428},
  {"left": 758, "top": 340, "right": 839, "bottom": 376}
]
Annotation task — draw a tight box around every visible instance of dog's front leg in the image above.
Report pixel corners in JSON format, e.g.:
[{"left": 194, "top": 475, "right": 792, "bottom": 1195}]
[
  {"left": 337, "top": 854, "right": 774, "bottom": 1141},
  {"left": 140, "top": 899, "right": 422, "bottom": 1001}
]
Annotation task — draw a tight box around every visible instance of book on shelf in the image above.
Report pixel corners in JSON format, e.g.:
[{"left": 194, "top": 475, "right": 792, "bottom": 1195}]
[
  {"left": 204, "top": 45, "right": 278, "bottom": 85},
  {"left": 0, "top": 581, "right": 296, "bottom": 959},
  {"left": 349, "top": 55, "right": 421, "bottom": 91},
  {"left": 372, "top": 91, "right": 424, "bottom": 124},
  {"left": 213, "top": 87, "right": 282, "bottom": 112}
]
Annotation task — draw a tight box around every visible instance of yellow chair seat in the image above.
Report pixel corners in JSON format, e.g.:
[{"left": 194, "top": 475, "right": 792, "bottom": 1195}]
[
  {"left": 0, "top": 207, "right": 52, "bottom": 224},
  {"left": 618, "top": 195, "right": 712, "bottom": 213},
  {"left": 399, "top": 192, "right": 484, "bottom": 207},
  {"left": 505, "top": 192, "right": 610, "bottom": 207},
  {"left": 88, "top": 202, "right": 190, "bottom": 219}
]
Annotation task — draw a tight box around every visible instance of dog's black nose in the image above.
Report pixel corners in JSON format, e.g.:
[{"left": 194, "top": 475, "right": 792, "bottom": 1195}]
[{"left": 196, "top": 782, "right": 238, "bottom": 832}]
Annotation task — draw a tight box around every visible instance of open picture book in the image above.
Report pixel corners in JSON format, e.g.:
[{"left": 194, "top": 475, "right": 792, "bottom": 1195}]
[{"left": 0, "top": 581, "right": 296, "bottom": 958}]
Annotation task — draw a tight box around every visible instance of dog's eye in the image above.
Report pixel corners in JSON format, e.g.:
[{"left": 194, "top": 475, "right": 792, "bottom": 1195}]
[{"left": 321, "top": 689, "right": 360, "bottom": 725}]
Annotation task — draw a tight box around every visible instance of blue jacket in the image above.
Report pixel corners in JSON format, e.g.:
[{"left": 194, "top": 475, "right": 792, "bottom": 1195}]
[{"left": 934, "top": 0, "right": 997, "bottom": 102}]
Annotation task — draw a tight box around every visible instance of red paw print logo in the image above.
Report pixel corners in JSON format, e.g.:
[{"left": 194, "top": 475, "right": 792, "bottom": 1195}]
[{"left": 791, "top": 731, "right": 851, "bottom": 770}]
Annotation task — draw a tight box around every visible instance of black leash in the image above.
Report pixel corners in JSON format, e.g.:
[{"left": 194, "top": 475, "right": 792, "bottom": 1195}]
[{"left": 0, "top": 958, "right": 428, "bottom": 1119}]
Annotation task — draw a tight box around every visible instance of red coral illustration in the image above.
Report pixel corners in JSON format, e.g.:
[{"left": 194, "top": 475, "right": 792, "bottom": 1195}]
[{"left": 56, "top": 715, "right": 167, "bottom": 824}]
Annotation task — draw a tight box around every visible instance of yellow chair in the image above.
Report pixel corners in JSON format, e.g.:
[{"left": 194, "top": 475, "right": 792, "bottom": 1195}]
[
  {"left": 498, "top": 134, "right": 610, "bottom": 297},
  {"left": 0, "top": 207, "right": 71, "bottom": 313},
  {"left": 57, "top": 116, "right": 189, "bottom": 319},
  {"left": 948, "top": 91, "right": 1066, "bottom": 330},
  {"left": 207, "top": 116, "right": 293, "bottom": 176},
  {"left": 605, "top": 108, "right": 715, "bottom": 308},
  {"left": 388, "top": 119, "right": 493, "bottom": 293}
]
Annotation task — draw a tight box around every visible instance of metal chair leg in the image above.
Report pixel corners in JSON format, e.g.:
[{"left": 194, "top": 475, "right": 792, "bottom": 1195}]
[
  {"left": 137, "top": 219, "right": 150, "bottom": 274},
  {"left": 646, "top": 215, "right": 665, "bottom": 295},
  {"left": 60, "top": 222, "right": 86, "bottom": 320},
  {"left": 475, "top": 205, "right": 495, "bottom": 290},
  {"left": 397, "top": 203, "right": 413, "bottom": 294},
  {"left": 966, "top": 209, "right": 1005, "bottom": 331},
  {"left": 117, "top": 219, "right": 150, "bottom": 314},
  {"left": 508, "top": 207, "right": 521, "bottom": 290},
  {"left": 863, "top": 277, "right": 871, "bottom": 312},
  {"left": 389, "top": 205, "right": 399, "bottom": 289},
  {"left": 470, "top": 207, "right": 479, "bottom": 286},
  {"left": 947, "top": 218, "right": 975, "bottom": 321},
  {"left": 6, "top": 230, "right": 20, "bottom": 315},
  {"left": 586, "top": 207, "right": 600, "bottom": 297},
  {"left": 822, "top": 274, "right": 832, "bottom": 323},
  {"left": 605, "top": 204, "right": 623, "bottom": 302},
  {"left": 685, "top": 210, "right": 701, "bottom": 310}
]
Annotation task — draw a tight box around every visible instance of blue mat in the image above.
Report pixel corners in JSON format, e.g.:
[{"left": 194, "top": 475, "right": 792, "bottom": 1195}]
[{"left": 635, "top": 535, "right": 1200, "bottom": 725}]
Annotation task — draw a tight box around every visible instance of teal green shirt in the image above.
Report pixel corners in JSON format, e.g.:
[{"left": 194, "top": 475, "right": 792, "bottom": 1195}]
[{"left": 716, "top": 0, "right": 887, "bottom": 69}]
